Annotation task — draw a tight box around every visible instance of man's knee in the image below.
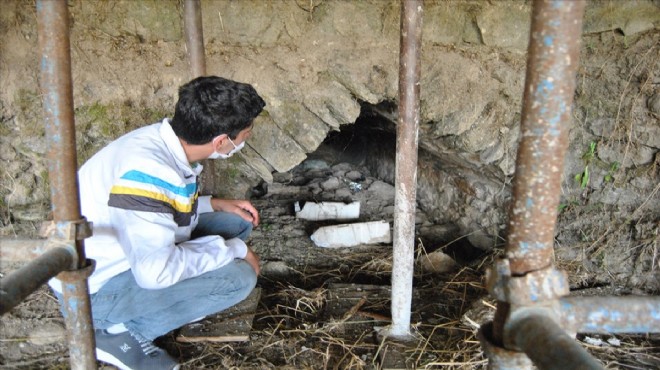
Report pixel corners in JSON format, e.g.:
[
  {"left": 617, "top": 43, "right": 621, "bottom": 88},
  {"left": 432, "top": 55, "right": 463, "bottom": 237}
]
[
  {"left": 206, "top": 259, "right": 257, "bottom": 301},
  {"left": 194, "top": 212, "right": 254, "bottom": 241},
  {"left": 236, "top": 221, "right": 253, "bottom": 241},
  {"left": 237, "top": 259, "right": 258, "bottom": 297}
]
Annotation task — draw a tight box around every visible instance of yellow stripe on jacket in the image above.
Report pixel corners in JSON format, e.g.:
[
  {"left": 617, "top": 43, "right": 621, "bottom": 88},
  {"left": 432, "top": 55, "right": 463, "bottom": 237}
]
[{"left": 110, "top": 185, "right": 194, "bottom": 213}]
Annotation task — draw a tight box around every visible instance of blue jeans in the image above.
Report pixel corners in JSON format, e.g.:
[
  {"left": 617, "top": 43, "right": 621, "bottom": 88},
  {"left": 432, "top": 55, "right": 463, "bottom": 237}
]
[{"left": 87, "top": 212, "right": 256, "bottom": 340}]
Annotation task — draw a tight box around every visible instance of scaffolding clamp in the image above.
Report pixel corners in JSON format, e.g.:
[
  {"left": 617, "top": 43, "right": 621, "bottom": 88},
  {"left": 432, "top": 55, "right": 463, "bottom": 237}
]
[
  {"left": 40, "top": 217, "right": 93, "bottom": 240},
  {"left": 486, "top": 259, "right": 571, "bottom": 350},
  {"left": 38, "top": 217, "right": 93, "bottom": 270},
  {"left": 486, "top": 259, "right": 569, "bottom": 306}
]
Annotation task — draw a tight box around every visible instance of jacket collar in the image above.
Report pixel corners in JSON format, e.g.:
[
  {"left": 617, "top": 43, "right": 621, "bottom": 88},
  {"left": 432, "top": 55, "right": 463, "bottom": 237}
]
[{"left": 159, "top": 118, "right": 203, "bottom": 176}]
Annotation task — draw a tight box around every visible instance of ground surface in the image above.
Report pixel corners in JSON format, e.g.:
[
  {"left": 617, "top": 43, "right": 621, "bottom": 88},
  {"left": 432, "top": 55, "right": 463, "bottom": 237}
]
[{"left": 1, "top": 157, "right": 658, "bottom": 369}]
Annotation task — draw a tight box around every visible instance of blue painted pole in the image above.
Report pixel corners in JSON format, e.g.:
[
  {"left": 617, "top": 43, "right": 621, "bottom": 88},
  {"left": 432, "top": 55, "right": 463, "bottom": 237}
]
[
  {"left": 559, "top": 296, "right": 660, "bottom": 334},
  {"left": 37, "top": 1, "right": 97, "bottom": 368},
  {"left": 504, "top": 0, "right": 586, "bottom": 276}
]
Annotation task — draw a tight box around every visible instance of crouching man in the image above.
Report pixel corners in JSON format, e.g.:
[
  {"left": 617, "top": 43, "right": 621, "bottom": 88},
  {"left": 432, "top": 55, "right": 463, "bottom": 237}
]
[{"left": 49, "top": 76, "right": 265, "bottom": 370}]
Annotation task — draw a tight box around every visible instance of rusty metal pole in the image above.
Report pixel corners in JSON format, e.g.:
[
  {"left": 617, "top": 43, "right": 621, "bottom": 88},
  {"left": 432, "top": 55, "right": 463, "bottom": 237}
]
[
  {"left": 38, "top": 3, "right": 83, "bottom": 228},
  {"left": 183, "top": 0, "right": 216, "bottom": 195},
  {"left": 512, "top": 315, "right": 602, "bottom": 370},
  {"left": 0, "top": 247, "right": 74, "bottom": 314},
  {"left": 506, "top": 0, "right": 586, "bottom": 277},
  {"left": 388, "top": 0, "right": 422, "bottom": 338},
  {"left": 183, "top": 0, "right": 206, "bottom": 78},
  {"left": 57, "top": 260, "right": 96, "bottom": 369},
  {"left": 491, "top": 0, "right": 586, "bottom": 346},
  {"left": 478, "top": 323, "right": 533, "bottom": 369},
  {"left": 36, "top": 1, "right": 97, "bottom": 369},
  {"left": 559, "top": 296, "right": 660, "bottom": 333}
]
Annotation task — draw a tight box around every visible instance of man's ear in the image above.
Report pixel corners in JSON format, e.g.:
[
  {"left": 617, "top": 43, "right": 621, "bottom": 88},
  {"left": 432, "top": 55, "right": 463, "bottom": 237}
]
[{"left": 212, "top": 134, "right": 229, "bottom": 149}]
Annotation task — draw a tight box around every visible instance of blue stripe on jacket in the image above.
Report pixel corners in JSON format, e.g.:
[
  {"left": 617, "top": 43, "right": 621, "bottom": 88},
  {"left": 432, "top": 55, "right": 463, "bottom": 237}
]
[{"left": 120, "top": 170, "right": 197, "bottom": 197}]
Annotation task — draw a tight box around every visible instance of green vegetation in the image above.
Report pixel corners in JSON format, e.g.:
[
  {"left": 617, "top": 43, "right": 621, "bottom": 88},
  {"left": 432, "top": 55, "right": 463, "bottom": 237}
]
[
  {"left": 225, "top": 166, "right": 240, "bottom": 180},
  {"left": 558, "top": 199, "right": 580, "bottom": 213},
  {"left": 574, "top": 141, "right": 596, "bottom": 189},
  {"left": 575, "top": 165, "right": 590, "bottom": 189},
  {"left": 603, "top": 161, "right": 620, "bottom": 183},
  {"left": 38, "top": 169, "right": 50, "bottom": 196},
  {"left": 74, "top": 100, "right": 171, "bottom": 165},
  {"left": 573, "top": 140, "right": 623, "bottom": 189},
  {"left": 585, "top": 38, "right": 597, "bottom": 54},
  {"left": 75, "top": 101, "right": 111, "bottom": 134},
  {"left": 14, "top": 89, "right": 45, "bottom": 137},
  {"left": 140, "top": 107, "right": 171, "bottom": 124},
  {"left": 85, "top": 102, "right": 114, "bottom": 136}
]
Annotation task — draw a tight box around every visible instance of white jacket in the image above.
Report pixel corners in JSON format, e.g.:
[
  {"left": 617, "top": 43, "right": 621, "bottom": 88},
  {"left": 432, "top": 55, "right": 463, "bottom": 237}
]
[{"left": 49, "top": 119, "right": 247, "bottom": 294}]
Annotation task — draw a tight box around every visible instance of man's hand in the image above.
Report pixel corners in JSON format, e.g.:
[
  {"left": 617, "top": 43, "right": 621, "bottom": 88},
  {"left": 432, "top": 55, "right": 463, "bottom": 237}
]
[
  {"left": 244, "top": 248, "right": 261, "bottom": 275},
  {"left": 211, "top": 198, "right": 260, "bottom": 227}
]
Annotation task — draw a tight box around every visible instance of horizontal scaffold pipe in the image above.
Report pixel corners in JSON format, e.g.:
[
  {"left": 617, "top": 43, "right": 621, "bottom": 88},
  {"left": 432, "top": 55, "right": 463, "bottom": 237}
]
[
  {"left": 0, "top": 247, "right": 74, "bottom": 314},
  {"left": 512, "top": 315, "right": 603, "bottom": 370},
  {"left": 559, "top": 296, "right": 660, "bottom": 334}
]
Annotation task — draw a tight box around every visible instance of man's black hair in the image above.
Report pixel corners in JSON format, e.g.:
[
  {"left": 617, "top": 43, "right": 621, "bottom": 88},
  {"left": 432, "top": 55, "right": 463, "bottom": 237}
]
[{"left": 170, "top": 76, "right": 265, "bottom": 145}]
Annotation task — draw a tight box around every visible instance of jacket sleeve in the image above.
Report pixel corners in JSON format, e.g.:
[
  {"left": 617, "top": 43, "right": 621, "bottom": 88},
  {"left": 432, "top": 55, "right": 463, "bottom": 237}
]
[
  {"left": 108, "top": 207, "right": 248, "bottom": 289},
  {"left": 197, "top": 195, "right": 214, "bottom": 214}
]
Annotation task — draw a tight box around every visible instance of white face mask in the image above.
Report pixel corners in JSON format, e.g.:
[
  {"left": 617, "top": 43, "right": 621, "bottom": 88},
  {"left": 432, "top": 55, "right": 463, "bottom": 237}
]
[{"left": 208, "top": 136, "right": 245, "bottom": 160}]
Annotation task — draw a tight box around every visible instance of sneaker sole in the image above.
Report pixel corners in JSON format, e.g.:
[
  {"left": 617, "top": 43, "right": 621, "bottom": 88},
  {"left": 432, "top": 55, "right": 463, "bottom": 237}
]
[
  {"left": 96, "top": 348, "right": 180, "bottom": 370},
  {"left": 96, "top": 348, "right": 132, "bottom": 370}
]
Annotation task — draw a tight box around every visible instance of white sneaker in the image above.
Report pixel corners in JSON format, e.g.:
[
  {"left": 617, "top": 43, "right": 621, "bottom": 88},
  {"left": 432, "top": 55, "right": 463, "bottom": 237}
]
[{"left": 95, "top": 329, "right": 180, "bottom": 370}]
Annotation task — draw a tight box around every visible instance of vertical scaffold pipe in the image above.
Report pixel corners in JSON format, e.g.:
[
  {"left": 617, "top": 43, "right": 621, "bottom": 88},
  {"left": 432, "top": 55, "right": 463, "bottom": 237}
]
[
  {"left": 183, "top": 0, "right": 206, "bottom": 78},
  {"left": 491, "top": 0, "right": 586, "bottom": 348},
  {"left": 389, "top": 0, "right": 422, "bottom": 338},
  {"left": 504, "top": 0, "right": 586, "bottom": 275},
  {"left": 36, "top": 1, "right": 97, "bottom": 369},
  {"left": 37, "top": 1, "right": 84, "bottom": 233},
  {"left": 183, "top": 0, "right": 215, "bottom": 195}
]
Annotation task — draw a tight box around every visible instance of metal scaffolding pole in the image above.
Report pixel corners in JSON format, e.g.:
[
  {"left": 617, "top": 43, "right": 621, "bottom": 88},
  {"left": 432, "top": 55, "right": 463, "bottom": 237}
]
[
  {"left": 0, "top": 247, "right": 74, "bottom": 313},
  {"left": 479, "top": 1, "right": 596, "bottom": 369},
  {"left": 183, "top": 0, "right": 216, "bottom": 196},
  {"left": 183, "top": 0, "right": 206, "bottom": 78},
  {"left": 512, "top": 315, "right": 602, "bottom": 370},
  {"left": 388, "top": 0, "right": 422, "bottom": 339},
  {"left": 489, "top": 0, "right": 587, "bottom": 349},
  {"left": 504, "top": 0, "right": 585, "bottom": 279},
  {"left": 558, "top": 296, "right": 660, "bottom": 334},
  {"left": 36, "top": 1, "right": 97, "bottom": 368},
  {"left": 477, "top": 1, "right": 660, "bottom": 367}
]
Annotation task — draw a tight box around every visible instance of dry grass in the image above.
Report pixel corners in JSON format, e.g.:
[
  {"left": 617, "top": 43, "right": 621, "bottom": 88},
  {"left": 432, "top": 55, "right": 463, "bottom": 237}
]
[
  {"left": 157, "top": 241, "right": 660, "bottom": 370},
  {"left": 2, "top": 251, "right": 658, "bottom": 369},
  {"left": 582, "top": 334, "right": 660, "bottom": 370}
]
